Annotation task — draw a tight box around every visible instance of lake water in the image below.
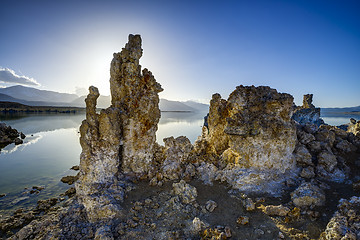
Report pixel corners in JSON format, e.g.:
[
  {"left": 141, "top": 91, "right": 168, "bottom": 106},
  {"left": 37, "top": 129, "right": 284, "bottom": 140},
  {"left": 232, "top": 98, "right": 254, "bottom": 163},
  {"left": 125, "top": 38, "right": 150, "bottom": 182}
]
[
  {"left": 0, "top": 111, "right": 358, "bottom": 217},
  {"left": 0, "top": 111, "right": 206, "bottom": 217}
]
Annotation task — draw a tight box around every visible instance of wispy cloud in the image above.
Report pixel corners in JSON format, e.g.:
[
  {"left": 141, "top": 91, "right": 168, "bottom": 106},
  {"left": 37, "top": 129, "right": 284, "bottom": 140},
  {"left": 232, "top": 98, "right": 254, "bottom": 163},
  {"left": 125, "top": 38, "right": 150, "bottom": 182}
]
[{"left": 0, "top": 67, "right": 40, "bottom": 86}]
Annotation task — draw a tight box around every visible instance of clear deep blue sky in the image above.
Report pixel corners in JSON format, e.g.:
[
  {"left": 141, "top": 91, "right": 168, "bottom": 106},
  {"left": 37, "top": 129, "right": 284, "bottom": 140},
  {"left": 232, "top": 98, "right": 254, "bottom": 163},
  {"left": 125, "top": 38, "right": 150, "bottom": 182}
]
[{"left": 0, "top": 0, "right": 359, "bottom": 107}]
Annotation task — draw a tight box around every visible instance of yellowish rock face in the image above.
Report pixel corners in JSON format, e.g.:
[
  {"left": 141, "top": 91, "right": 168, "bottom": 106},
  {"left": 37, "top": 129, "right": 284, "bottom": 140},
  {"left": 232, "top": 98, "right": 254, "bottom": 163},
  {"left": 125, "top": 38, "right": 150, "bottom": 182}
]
[
  {"left": 204, "top": 85, "right": 297, "bottom": 173},
  {"left": 76, "top": 34, "right": 163, "bottom": 222}
]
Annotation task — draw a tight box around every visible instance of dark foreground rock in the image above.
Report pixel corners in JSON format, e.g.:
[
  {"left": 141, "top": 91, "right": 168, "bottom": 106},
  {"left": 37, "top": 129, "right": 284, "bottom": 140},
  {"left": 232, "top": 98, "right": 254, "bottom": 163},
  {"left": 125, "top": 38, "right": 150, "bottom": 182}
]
[{"left": 0, "top": 123, "right": 25, "bottom": 150}]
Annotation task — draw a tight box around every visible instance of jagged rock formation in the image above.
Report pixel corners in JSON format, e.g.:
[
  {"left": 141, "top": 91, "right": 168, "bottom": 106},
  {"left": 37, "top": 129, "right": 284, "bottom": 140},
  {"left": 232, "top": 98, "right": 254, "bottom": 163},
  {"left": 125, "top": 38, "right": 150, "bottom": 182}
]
[
  {"left": 347, "top": 118, "right": 360, "bottom": 137},
  {"left": 292, "top": 94, "right": 324, "bottom": 126},
  {"left": 76, "top": 34, "right": 163, "bottom": 222},
  {"left": 200, "top": 86, "right": 297, "bottom": 172},
  {"left": 189, "top": 86, "right": 298, "bottom": 192},
  {"left": 294, "top": 123, "right": 359, "bottom": 183},
  {"left": 320, "top": 196, "right": 360, "bottom": 239},
  {"left": 109, "top": 35, "right": 163, "bottom": 174}
]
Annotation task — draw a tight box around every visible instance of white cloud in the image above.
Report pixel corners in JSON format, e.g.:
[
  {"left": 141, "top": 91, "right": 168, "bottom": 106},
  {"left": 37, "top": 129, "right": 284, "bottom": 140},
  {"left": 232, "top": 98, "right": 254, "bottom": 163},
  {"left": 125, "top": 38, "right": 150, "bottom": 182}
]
[{"left": 0, "top": 67, "right": 40, "bottom": 86}]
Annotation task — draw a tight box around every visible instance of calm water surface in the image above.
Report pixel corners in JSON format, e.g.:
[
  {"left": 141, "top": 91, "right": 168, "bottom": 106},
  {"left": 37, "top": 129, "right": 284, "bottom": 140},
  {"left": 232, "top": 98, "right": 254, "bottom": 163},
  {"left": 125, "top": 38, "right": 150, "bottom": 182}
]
[{"left": 0, "top": 111, "right": 205, "bottom": 216}]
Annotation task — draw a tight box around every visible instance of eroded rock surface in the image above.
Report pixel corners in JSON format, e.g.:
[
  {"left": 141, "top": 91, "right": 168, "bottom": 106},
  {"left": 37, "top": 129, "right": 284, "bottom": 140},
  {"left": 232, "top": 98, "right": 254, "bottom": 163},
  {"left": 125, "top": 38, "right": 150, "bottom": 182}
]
[
  {"left": 292, "top": 94, "right": 324, "bottom": 126},
  {"left": 320, "top": 196, "right": 360, "bottom": 239},
  {"left": 76, "top": 34, "right": 162, "bottom": 222},
  {"left": 193, "top": 85, "right": 298, "bottom": 193}
]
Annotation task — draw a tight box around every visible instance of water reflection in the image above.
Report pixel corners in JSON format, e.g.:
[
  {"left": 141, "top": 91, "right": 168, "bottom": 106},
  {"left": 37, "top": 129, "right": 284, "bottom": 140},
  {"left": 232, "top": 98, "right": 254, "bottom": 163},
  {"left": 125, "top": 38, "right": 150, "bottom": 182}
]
[
  {"left": 157, "top": 111, "right": 207, "bottom": 145},
  {"left": 321, "top": 113, "right": 360, "bottom": 126},
  {"left": 1, "top": 135, "right": 42, "bottom": 155}
]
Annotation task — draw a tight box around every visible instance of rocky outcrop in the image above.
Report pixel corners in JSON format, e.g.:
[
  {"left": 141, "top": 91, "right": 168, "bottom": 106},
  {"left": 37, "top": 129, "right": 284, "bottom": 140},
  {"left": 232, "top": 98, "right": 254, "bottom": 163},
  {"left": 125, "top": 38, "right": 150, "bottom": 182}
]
[
  {"left": 193, "top": 85, "right": 297, "bottom": 192},
  {"left": 291, "top": 182, "right": 325, "bottom": 208},
  {"left": 347, "top": 118, "right": 360, "bottom": 137},
  {"left": 0, "top": 122, "right": 25, "bottom": 149},
  {"left": 76, "top": 34, "right": 163, "bottom": 222},
  {"left": 320, "top": 196, "right": 360, "bottom": 239},
  {"left": 293, "top": 122, "right": 358, "bottom": 183},
  {"left": 292, "top": 94, "right": 324, "bottom": 126}
]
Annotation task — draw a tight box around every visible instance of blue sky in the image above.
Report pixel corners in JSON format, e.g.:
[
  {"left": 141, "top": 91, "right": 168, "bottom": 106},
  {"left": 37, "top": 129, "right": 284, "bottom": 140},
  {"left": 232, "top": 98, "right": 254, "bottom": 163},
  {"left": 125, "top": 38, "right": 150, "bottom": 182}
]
[{"left": 0, "top": 0, "right": 359, "bottom": 107}]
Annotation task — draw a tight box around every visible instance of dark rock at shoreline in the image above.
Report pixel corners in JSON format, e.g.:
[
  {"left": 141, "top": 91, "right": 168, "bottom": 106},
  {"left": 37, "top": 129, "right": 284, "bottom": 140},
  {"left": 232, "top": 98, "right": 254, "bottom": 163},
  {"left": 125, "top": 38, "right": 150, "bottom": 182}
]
[
  {"left": 36, "top": 198, "right": 58, "bottom": 211},
  {"left": 0, "top": 193, "right": 6, "bottom": 198},
  {"left": 61, "top": 175, "right": 78, "bottom": 185},
  {"left": 70, "top": 165, "right": 79, "bottom": 171},
  {"left": 0, "top": 122, "right": 25, "bottom": 149}
]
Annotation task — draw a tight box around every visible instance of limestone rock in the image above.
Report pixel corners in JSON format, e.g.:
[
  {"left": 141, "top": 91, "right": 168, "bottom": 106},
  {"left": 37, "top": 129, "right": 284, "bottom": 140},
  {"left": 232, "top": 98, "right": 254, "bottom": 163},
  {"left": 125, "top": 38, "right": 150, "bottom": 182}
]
[
  {"left": 76, "top": 34, "right": 163, "bottom": 222},
  {"left": 236, "top": 216, "right": 249, "bottom": 225},
  {"left": 206, "top": 93, "right": 230, "bottom": 155},
  {"left": 297, "top": 128, "right": 316, "bottom": 145},
  {"left": 300, "top": 166, "right": 315, "bottom": 179},
  {"left": 172, "top": 180, "right": 197, "bottom": 204},
  {"left": 263, "top": 205, "right": 290, "bottom": 216},
  {"left": 199, "top": 85, "right": 297, "bottom": 175},
  {"left": 335, "top": 139, "right": 356, "bottom": 153},
  {"left": 315, "top": 125, "right": 336, "bottom": 147},
  {"left": 320, "top": 196, "right": 360, "bottom": 240},
  {"left": 294, "top": 144, "right": 313, "bottom": 166},
  {"left": 347, "top": 119, "right": 360, "bottom": 137},
  {"left": 205, "top": 200, "right": 217, "bottom": 212},
  {"left": 292, "top": 94, "right": 324, "bottom": 126},
  {"left": 161, "top": 136, "right": 193, "bottom": 180},
  {"left": 317, "top": 151, "right": 337, "bottom": 172},
  {"left": 191, "top": 217, "right": 207, "bottom": 233},
  {"left": 291, "top": 182, "right": 325, "bottom": 208},
  {"left": 196, "top": 162, "right": 218, "bottom": 185}
]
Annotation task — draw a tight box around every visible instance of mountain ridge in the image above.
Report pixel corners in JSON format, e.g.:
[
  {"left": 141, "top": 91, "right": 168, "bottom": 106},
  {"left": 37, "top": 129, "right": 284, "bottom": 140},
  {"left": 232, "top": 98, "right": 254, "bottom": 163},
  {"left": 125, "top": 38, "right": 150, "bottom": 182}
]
[{"left": 0, "top": 85, "right": 209, "bottom": 112}]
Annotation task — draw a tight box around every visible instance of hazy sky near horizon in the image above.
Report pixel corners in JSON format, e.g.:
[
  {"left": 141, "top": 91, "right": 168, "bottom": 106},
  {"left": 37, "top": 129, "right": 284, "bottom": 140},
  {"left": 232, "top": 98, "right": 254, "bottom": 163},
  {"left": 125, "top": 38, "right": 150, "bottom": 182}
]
[{"left": 0, "top": 0, "right": 359, "bottom": 107}]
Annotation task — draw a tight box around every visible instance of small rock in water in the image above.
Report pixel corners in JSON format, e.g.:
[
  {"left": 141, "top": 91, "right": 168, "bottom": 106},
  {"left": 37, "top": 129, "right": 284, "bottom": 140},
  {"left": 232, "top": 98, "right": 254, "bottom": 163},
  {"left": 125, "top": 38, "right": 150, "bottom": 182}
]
[
  {"left": 11, "top": 196, "right": 30, "bottom": 205},
  {"left": 61, "top": 175, "right": 78, "bottom": 185},
  {"left": 0, "top": 193, "right": 6, "bottom": 198},
  {"left": 205, "top": 200, "right": 217, "bottom": 212},
  {"left": 70, "top": 165, "right": 80, "bottom": 171},
  {"left": 14, "top": 138, "right": 23, "bottom": 145},
  {"left": 64, "top": 187, "right": 76, "bottom": 197},
  {"left": 32, "top": 186, "right": 44, "bottom": 191}
]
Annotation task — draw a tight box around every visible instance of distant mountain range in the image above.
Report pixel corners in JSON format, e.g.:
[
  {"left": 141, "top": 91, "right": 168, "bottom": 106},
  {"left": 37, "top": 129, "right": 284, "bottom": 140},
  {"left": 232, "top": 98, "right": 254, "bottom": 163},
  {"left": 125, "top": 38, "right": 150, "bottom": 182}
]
[
  {"left": 321, "top": 106, "right": 360, "bottom": 113},
  {"left": 0, "top": 85, "right": 209, "bottom": 112}
]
